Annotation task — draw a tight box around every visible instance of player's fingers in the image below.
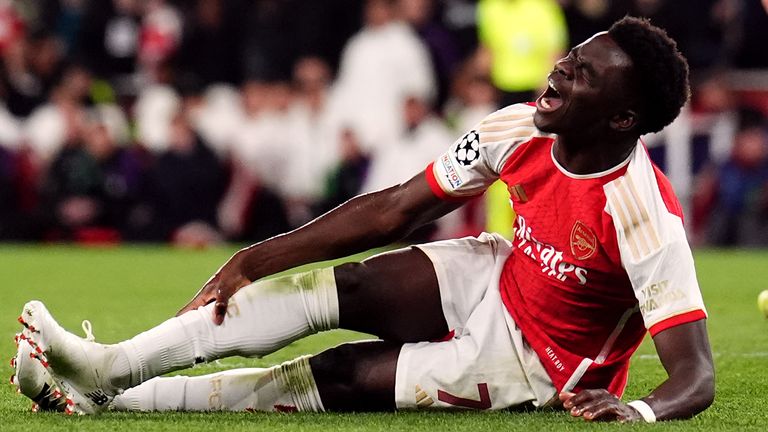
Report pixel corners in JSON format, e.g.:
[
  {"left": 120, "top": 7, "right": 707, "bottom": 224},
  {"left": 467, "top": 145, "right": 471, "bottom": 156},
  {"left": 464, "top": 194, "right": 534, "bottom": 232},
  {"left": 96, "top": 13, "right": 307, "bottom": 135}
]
[
  {"left": 213, "top": 289, "right": 229, "bottom": 325},
  {"left": 567, "top": 389, "right": 609, "bottom": 407},
  {"left": 176, "top": 282, "right": 216, "bottom": 317},
  {"left": 559, "top": 391, "right": 577, "bottom": 407},
  {"left": 583, "top": 403, "right": 619, "bottom": 422}
]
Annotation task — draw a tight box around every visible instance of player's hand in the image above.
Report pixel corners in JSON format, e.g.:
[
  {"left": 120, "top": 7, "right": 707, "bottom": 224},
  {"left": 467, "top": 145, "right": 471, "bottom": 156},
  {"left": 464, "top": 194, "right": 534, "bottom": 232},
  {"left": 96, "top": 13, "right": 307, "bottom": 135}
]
[
  {"left": 559, "top": 390, "right": 643, "bottom": 422},
  {"left": 176, "top": 251, "right": 252, "bottom": 325}
]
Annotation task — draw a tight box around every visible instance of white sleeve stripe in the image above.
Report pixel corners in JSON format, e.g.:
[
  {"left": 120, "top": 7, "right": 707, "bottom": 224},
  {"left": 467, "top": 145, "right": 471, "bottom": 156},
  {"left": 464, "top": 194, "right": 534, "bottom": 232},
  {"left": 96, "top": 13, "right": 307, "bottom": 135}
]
[
  {"left": 480, "top": 118, "right": 536, "bottom": 133},
  {"left": 622, "top": 174, "right": 662, "bottom": 249},
  {"left": 480, "top": 127, "right": 539, "bottom": 142},
  {"left": 616, "top": 176, "right": 657, "bottom": 256},
  {"left": 483, "top": 109, "right": 535, "bottom": 124},
  {"left": 606, "top": 175, "right": 662, "bottom": 261},
  {"left": 605, "top": 184, "right": 642, "bottom": 261}
]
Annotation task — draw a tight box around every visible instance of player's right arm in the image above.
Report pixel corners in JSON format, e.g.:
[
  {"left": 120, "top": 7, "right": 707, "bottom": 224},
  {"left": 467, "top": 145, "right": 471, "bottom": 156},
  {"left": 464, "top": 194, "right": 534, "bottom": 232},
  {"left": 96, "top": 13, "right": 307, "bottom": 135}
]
[
  {"left": 177, "top": 172, "right": 462, "bottom": 324},
  {"left": 178, "top": 104, "right": 534, "bottom": 324}
]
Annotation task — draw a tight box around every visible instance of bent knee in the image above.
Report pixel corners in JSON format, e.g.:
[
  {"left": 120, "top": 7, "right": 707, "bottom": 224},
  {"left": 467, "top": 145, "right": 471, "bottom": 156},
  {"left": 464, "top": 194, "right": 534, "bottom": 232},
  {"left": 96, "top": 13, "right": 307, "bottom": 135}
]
[
  {"left": 310, "top": 343, "right": 360, "bottom": 385},
  {"left": 310, "top": 342, "right": 399, "bottom": 411},
  {"left": 310, "top": 342, "right": 399, "bottom": 389},
  {"left": 333, "top": 262, "right": 371, "bottom": 296}
]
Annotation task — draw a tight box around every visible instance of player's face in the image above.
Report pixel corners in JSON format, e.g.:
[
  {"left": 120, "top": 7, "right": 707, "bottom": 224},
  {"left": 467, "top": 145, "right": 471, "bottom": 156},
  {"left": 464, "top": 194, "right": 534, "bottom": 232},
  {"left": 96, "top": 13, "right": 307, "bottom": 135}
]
[{"left": 533, "top": 33, "right": 635, "bottom": 135}]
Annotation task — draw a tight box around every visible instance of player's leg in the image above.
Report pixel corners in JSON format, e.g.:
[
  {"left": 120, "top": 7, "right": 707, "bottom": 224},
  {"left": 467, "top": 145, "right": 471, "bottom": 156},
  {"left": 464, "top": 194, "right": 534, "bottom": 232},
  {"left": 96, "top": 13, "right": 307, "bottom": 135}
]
[
  {"left": 110, "top": 340, "right": 400, "bottom": 413},
  {"left": 309, "top": 340, "right": 400, "bottom": 411},
  {"left": 17, "top": 246, "right": 445, "bottom": 413},
  {"left": 13, "top": 327, "right": 330, "bottom": 414},
  {"left": 19, "top": 234, "right": 521, "bottom": 414},
  {"left": 335, "top": 246, "right": 448, "bottom": 342},
  {"left": 109, "top": 245, "right": 444, "bottom": 381},
  {"left": 111, "top": 359, "right": 321, "bottom": 413},
  {"left": 108, "top": 246, "right": 444, "bottom": 388}
]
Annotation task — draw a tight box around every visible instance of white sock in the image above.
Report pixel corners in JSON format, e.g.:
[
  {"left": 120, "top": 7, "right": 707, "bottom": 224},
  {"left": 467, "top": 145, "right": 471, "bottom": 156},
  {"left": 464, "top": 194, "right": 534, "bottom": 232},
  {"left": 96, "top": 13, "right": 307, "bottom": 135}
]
[
  {"left": 110, "top": 267, "right": 338, "bottom": 390},
  {"left": 111, "top": 356, "right": 324, "bottom": 412}
]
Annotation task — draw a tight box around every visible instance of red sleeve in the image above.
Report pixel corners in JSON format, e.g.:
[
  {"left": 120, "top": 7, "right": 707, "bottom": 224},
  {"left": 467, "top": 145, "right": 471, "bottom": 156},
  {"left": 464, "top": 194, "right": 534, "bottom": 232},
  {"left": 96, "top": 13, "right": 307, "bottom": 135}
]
[
  {"left": 648, "top": 309, "right": 707, "bottom": 337},
  {"left": 424, "top": 162, "right": 479, "bottom": 203}
]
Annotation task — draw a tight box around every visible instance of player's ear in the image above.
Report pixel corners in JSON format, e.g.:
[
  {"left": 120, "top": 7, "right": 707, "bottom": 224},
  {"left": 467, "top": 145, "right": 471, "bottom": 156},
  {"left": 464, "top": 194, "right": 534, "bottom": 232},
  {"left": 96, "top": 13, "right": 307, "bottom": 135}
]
[{"left": 610, "top": 110, "right": 638, "bottom": 132}]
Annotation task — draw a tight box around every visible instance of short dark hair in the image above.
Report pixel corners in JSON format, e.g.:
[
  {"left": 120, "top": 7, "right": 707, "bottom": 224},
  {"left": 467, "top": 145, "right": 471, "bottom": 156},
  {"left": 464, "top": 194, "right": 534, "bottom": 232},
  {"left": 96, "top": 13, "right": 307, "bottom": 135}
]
[{"left": 608, "top": 16, "right": 690, "bottom": 135}]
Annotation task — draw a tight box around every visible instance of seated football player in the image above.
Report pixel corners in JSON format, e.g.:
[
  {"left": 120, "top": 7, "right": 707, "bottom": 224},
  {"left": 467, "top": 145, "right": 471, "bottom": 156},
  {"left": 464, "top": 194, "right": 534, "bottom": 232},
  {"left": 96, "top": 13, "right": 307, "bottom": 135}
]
[{"left": 13, "top": 17, "right": 713, "bottom": 422}]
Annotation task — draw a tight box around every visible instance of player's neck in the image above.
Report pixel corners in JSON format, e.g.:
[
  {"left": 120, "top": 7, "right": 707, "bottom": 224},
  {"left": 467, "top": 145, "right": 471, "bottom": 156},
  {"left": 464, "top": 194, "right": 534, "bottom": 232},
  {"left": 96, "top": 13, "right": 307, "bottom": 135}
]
[{"left": 553, "top": 134, "right": 637, "bottom": 175}]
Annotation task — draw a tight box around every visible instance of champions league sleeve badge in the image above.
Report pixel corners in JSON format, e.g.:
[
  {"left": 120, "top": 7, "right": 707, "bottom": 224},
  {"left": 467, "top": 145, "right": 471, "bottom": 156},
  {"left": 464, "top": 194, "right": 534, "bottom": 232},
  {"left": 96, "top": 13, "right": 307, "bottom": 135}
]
[{"left": 452, "top": 130, "right": 481, "bottom": 167}]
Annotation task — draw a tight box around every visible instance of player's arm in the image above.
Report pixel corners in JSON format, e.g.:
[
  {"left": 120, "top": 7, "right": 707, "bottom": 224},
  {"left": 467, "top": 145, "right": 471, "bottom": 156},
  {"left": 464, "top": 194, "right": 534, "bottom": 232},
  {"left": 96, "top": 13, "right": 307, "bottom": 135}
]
[
  {"left": 177, "top": 172, "right": 463, "bottom": 323},
  {"left": 559, "top": 319, "right": 714, "bottom": 422},
  {"left": 180, "top": 104, "right": 527, "bottom": 323},
  {"left": 562, "top": 166, "right": 715, "bottom": 422}
]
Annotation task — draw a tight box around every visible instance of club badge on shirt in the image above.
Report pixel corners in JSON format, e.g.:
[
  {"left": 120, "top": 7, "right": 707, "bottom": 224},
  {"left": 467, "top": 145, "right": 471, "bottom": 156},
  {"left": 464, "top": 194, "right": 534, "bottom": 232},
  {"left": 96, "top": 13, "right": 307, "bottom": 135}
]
[{"left": 570, "top": 220, "right": 597, "bottom": 260}]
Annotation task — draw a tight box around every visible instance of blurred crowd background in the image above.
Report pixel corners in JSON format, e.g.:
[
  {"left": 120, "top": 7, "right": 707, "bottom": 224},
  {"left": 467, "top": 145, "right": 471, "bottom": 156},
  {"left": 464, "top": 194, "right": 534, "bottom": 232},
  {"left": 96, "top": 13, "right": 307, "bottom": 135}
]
[{"left": 0, "top": 0, "right": 766, "bottom": 247}]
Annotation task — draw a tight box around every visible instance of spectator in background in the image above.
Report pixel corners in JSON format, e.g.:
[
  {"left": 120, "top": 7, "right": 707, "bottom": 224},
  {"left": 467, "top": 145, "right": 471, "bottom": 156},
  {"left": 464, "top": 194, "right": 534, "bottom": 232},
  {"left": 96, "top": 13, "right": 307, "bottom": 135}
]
[
  {"left": 331, "top": 0, "right": 436, "bottom": 153},
  {"left": 240, "top": 0, "right": 295, "bottom": 81},
  {"left": 700, "top": 109, "right": 768, "bottom": 246},
  {"left": 177, "top": 0, "right": 242, "bottom": 87},
  {"left": 362, "top": 95, "right": 451, "bottom": 193},
  {"left": 75, "top": 0, "right": 142, "bottom": 95},
  {"left": 444, "top": 52, "right": 498, "bottom": 134},
  {"left": 239, "top": 0, "right": 362, "bottom": 82},
  {"left": 282, "top": 57, "right": 341, "bottom": 226},
  {"left": 133, "top": 80, "right": 180, "bottom": 153},
  {"left": 439, "top": 0, "right": 481, "bottom": 58},
  {"left": 38, "top": 105, "right": 139, "bottom": 242},
  {"left": 477, "top": 0, "right": 567, "bottom": 107},
  {"left": 35, "top": 0, "right": 86, "bottom": 56},
  {"left": 400, "top": 0, "right": 462, "bottom": 108},
  {"left": 23, "top": 64, "right": 91, "bottom": 168},
  {"left": 559, "top": 0, "right": 619, "bottom": 47},
  {"left": 628, "top": 0, "right": 726, "bottom": 71},
  {"left": 732, "top": 0, "right": 768, "bottom": 69},
  {"left": 1, "top": 29, "right": 65, "bottom": 118},
  {"left": 137, "top": 0, "right": 182, "bottom": 84},
  {"left": 313, "top": 127, "right": 369, "bottom": 216},
  {"left": 186, "top": 83, "right": 242, "bottom": 160},
  {"left": 141, "top": 111, "right": 226, "bottom": 245},
  {"left": 218, "top": 79, "right": 291, "bottom": 242},
  {"left": 230, "top": 80, "right": 293, "bottom": 193}
]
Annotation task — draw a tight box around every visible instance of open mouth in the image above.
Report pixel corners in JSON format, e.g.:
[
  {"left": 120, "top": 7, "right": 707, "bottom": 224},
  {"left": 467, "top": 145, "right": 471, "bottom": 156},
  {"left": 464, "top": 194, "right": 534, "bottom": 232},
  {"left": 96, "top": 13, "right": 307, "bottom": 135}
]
[{"left": 536, "top": 78, "right": 564, "bottom": 113}]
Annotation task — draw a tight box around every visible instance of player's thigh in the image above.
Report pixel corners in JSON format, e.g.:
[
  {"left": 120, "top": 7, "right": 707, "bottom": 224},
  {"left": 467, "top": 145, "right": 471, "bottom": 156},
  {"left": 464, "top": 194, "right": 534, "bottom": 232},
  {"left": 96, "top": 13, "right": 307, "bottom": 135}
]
[
  {"left": 335, "top": 246, "right": 448, "bottom": 342},
  {"left": 335, "top": 233, "right": 509, "bottom": 343},
  {"left": 310, "top": 340, "right": 401, "bottom": 411},
  {"left": 394, "top": 289, "right": 543, "bottom": 411}
]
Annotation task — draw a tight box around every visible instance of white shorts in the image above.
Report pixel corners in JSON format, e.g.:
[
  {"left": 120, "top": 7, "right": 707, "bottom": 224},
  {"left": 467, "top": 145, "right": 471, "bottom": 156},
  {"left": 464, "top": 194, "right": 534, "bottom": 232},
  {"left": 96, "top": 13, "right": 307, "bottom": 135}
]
[{"left": 393, "top": 233, "right": 556, "bottom": 410}]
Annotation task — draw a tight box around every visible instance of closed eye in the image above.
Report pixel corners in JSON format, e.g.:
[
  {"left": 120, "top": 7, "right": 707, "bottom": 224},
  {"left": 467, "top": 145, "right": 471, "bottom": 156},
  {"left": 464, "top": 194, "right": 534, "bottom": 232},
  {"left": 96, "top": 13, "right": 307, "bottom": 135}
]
[{"left": 575, "top": 57, "right": 594, "bottom": 85}]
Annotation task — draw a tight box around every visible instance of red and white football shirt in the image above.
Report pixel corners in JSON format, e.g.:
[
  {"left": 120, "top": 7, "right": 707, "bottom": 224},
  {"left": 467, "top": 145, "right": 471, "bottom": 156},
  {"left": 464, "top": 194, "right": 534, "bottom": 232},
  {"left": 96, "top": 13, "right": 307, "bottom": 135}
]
[{"left": 425, "top": 103, "right": 707, "bottom": 396}]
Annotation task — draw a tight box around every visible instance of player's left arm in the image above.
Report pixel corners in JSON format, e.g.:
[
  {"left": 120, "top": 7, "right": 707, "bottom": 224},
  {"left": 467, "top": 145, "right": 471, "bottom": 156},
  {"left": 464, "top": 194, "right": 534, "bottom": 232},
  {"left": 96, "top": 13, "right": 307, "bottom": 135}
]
[
  {"left": 560, "top": 319, "right": 714, "bottom": 422},
  {"left": 562, "top": 161, "right": 716, "bottom": 422}
]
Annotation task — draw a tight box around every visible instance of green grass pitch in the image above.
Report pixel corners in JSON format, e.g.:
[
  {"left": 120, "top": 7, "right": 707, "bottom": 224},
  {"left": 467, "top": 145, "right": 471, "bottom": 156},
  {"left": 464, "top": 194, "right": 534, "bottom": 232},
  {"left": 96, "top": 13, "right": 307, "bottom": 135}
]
[{"left": 1, "top": 245, "right": 766, "bottom": 431}]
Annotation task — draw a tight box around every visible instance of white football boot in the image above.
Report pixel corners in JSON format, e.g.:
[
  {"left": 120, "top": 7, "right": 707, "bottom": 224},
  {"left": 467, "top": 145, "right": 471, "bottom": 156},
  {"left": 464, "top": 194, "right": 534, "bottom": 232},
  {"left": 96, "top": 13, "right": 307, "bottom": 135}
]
[
  {"left": 18, "top": 301, "right": 122, "bottom": 415},
  {"left": 11, "top": 331, "right": 67, "bottom": 412}
]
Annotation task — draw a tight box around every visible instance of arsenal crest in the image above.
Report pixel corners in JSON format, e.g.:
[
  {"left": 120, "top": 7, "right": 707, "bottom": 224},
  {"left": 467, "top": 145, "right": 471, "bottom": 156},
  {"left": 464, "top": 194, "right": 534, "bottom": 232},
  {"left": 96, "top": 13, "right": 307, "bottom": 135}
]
[{"left": 570, "top": 220, "right": 597, "bottom": 260}]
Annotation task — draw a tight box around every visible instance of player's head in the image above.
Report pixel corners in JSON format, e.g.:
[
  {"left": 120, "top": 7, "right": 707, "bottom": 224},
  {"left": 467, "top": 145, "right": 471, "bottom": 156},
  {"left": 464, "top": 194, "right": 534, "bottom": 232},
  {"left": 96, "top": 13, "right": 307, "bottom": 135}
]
[{"left": 533, "top": 16, "right": 690, "bottom": 139}]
